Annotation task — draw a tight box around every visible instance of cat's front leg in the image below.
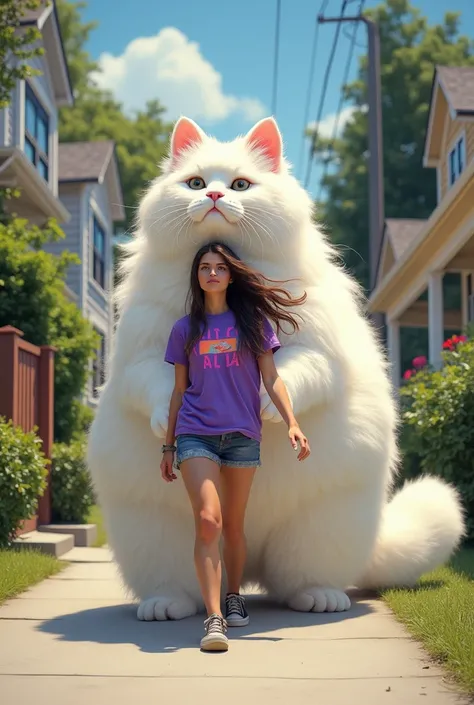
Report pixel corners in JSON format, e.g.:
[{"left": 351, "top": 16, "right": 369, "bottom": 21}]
[
  {"left": 118, "top": 354, "right": 173, "bottom": 437},
  {"left": 260, "top": 344, "right": 341, "bottom": 422}
]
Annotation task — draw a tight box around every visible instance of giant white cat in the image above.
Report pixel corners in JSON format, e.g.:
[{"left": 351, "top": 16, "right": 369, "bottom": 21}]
[{"left": 87, "top": 116, "right": 465, "bottom": 620}]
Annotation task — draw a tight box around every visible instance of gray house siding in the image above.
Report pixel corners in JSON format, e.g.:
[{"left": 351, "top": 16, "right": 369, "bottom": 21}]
[
  {"left": 28, "top": 52, "right": 54, "bottom": 104},
  {"left": 82, "top": 183, "right": 114, "bottom": 404},
  {"left": 46, "top": 184, "right": 84, "bottom": 299},
  {"left": 85, "top": 182, "right": 113, "bottom": 317},
  {"left": 0, "top": 46, "right": 60, "bottom": 194}
]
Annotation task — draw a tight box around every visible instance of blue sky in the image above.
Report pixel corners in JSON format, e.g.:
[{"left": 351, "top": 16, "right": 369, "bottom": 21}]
[{"left": 82, "top": 0, "right": 474, "bottom": 199}]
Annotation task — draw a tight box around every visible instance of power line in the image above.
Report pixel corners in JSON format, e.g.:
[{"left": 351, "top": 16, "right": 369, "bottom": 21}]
[
  {"left": 271, "top": 0, "right": 282, "bottom": 116},
  {"left": 316, "top": 0, "right": 366, "bottom": 202},
  {"left": 304, "top": 0, "right": 350, "bottom": 189},
  {"left": 296, "top": 0, "right": 329, "bottom": 179}
]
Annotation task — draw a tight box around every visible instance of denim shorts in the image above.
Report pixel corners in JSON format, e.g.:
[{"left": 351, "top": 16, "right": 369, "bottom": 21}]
[{"left": 176, "top": 432, "right": 261, "bottom": 469}]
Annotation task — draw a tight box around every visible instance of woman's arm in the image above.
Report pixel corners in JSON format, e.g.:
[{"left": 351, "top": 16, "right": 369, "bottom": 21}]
[
  {"left": 165, "top": 363, "right": 189, "bottom": 445},
  {"left": 258, "top": 351, "right": 310, "bottom": 461},
  {"left": 161, "top": 363, "right": 189, "bottom": 481}
]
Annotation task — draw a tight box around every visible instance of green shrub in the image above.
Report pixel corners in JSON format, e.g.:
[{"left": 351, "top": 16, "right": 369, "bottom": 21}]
[
  {"left": 51, "top": 440, "right": 94, "bottom": 523},
  {"left": 0, "top": 214, "right": 99, "bottom": 443},
  {"left": 400, "top": 336, "right": 474, "bottom": 541},
  {"left": 0, "top": 417, "right": 48, "bottom": 547}
]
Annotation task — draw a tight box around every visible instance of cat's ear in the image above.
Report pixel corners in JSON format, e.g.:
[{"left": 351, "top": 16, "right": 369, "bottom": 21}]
[
  {"left": 170, "top": 117, "right": 205, "bottom": 166},
  {"left": 245, "top": 117, "right": 282, "bottom": 172}
]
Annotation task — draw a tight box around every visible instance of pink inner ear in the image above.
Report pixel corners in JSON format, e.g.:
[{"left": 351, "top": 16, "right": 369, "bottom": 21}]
[
  {"left": 171, "top": 118, "right": 203, "bottom": 163},
  {"left": 246, "top": 118, "right": 282, "bottom": 172}
]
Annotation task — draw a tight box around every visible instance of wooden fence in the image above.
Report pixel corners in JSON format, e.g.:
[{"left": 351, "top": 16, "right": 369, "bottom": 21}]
[{"left": 0, "top": 326, "right": 55, "bottom": 533}]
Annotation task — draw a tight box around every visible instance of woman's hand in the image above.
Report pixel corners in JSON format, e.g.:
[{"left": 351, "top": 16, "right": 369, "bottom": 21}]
[
  {"left": 160, "top": 451, "right": 177, "bottom": 482},
  {"left": 288, "top": 425, "right": 311, "bottom": 461}
]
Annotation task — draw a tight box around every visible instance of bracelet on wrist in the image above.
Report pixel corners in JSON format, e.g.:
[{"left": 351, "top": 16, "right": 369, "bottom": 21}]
[{"left": 162, "top": 444, "right": 176, "bottom": 453}]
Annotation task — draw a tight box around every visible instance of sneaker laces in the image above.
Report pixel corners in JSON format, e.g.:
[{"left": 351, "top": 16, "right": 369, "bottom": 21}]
[
  {"left": 227, "top": 594, "right": 245, "bottom": 615},
  {"left": 204, "top": 613, "right": 227, "bottom": 633}
]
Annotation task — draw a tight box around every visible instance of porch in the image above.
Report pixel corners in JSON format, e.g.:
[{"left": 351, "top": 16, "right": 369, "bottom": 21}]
[{"left": 369, "top": 158, "right": 474, "bottom": 387}]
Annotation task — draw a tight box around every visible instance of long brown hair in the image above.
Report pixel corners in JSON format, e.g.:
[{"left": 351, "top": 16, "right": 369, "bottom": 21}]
[{"left": 185, "top": 242, "right": 306, "bottom": 356}]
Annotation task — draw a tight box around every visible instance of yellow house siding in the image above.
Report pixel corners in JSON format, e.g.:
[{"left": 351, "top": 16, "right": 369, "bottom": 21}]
[
  {"left": 466, "top": 123, "right": 474, "bottom": 163},
  {"left": 439, "top": 118, "right": 473, "bottom": 200}
]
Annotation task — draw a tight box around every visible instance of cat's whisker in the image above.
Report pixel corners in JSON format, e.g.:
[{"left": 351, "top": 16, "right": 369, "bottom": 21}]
[
  {"left": 245, "top": 206, "right": 289, "bottom": 225},
  {"left": 241, "top": 215, "right": 265, "bottom": 259},
  {"left": 238, "top": 219, "right": 253, "bottom": 252},
  {"left": 242, "top": 212, "right": 278, "bottom": 252},
  {"left": 149, "top": 207, "right": 189, "bottom": 231},
  {"left": 175, "top": 214, "right": 192, "bottom": 252}
]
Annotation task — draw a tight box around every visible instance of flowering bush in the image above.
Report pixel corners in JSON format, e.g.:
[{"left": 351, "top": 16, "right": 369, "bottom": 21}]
[
  {"left": 402, "top": 335, "right": 467, "bottom": 381},
  {"left": 399, "top": 335, "right": 474, "bottom": 541}
]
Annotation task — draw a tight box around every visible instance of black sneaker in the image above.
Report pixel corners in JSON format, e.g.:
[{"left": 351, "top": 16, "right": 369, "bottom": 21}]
[
  {"left": 200, "top": 613, "right": 228, "bottom": 652},
  {"left": 225, "top": 593, "right": 249, "bottom": 627}
]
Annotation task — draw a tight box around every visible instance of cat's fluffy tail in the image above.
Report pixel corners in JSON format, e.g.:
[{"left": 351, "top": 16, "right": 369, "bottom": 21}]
[{"left": 358, "top": 475, "right": 465, "bottom": 589}]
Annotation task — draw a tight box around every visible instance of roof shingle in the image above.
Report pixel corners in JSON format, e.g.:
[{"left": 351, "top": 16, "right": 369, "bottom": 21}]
[
  {"left": 385, "top": 218, "right": 427, "bottom": 260},
  {"left": 58, "top": 141, "right": 116, "bottom": 182},
  {"left": 437, "top": 66, "right": 474, "bottom": 114}
]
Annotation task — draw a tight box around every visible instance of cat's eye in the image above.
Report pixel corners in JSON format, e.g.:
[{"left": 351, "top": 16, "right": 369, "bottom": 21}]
[
  {"left": 187, "top": 177, "right": 206, "bottom": 190},
  {"left": 231, "top": 178, "right": 251, "bottom": 191}
]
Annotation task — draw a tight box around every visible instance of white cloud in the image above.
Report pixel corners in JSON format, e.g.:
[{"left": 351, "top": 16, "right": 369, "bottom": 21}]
[
  {"left": 91, "top": 27, "right": 266, "bottom": 124},
  {"left": 306, "top": 105, "right": 357, "bottom": 139}
]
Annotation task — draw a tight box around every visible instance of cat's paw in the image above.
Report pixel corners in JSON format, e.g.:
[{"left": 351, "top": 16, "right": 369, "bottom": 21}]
[
  {"left": 260, "top": 392, "right": 283, "bottom": 423},
  {"left": 137, "top": 593, "right": 198, "bottom": 621},
  {"left": 288, "top": 587, "right": 351, "bottom": 613},
  {"left": 150, "top": 406, "right": 168, "bottom": 439}
]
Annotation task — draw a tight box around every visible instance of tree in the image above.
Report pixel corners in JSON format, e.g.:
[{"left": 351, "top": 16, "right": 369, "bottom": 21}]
[
  {"left": 0, "top": 0, "right": 44, "bottom": 108},
  {"left": 313, "top": 0, "right": 474, "bottom": 291},
  {"left": 0, "top": 214, "right": 98, "bottom": 443},
  {"left": 52, "top": 0, "right": 99, "bottom": 93},
  {"left": 56, "top": 0, "right": 173, "bottom": 232}
]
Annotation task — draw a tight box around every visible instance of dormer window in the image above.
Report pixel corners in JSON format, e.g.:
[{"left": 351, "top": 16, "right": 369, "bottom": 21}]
[
  {"left": 448, "top": 134, "right": 466, "bottom": 187},
  {"left": 24, "top": 84, "right": 49, "bottom": 181}
]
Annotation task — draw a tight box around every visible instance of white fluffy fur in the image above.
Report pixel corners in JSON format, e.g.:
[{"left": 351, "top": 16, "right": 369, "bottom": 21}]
[{"left": 87, "top": 116, "right": 465, "bottom": 620}]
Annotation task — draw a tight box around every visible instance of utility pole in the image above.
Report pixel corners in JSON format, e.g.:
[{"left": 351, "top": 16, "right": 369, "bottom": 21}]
[{"left": 318, "top": 13, "right": 385, "bottom": 324}]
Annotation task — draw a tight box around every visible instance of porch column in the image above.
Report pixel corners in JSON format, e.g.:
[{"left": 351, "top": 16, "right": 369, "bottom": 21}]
[
  {"left": 461, "top": 271, "right": 469, "bottom": 327},
  {"left": 386, "top": 318, "right": 401, "bottom": 389},
  {"left": 428, "top": 271, "right": 444, "bottom": 368}
]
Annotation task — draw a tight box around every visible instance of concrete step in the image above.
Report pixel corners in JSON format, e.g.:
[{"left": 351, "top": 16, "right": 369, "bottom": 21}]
[
  {"left": 12, "top": 530, "right": 74, "bottom": 558},
  {"left": 38, "top": 523, "right": 97, "bottom": 547}
]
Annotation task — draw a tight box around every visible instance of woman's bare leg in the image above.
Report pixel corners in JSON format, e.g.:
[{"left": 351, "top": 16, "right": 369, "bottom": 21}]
[
  {"left": 180, "top": 457, "right": 222, "bottom": 617},
  {"left": 220, "top": 466, "right": 256, "bottom": 594}
]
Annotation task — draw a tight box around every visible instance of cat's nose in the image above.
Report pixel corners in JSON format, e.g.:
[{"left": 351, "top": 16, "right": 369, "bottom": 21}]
[{"left": 206, "top": 191, "right": 224, "bottom": 202}]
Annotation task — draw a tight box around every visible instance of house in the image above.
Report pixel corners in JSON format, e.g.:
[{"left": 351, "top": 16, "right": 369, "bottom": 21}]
[
  {"left": 0, "top": 1, "right": 125, "bottom": 403},
  {"left": 368, "top": 65, "right": 474, "bottom": 387},
  {"left": 56, "top": 141, "right": 124, "bottom": 405}
]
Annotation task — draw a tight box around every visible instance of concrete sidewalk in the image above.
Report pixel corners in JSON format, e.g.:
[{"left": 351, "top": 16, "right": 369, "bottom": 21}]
[{"left": 0, "top": 547, "right": 466, "bottom": 705}]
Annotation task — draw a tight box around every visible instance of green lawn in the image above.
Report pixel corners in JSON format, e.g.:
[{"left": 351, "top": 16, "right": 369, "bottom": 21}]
[
  {"left": 88, "top": 504, "right": 107, "bottom": 547},
  {"left": 0, "top": 549, "right": 65, "bottom": 605},
  {"left": 382, "top": 548, "right": 474, "bottom": 695}
]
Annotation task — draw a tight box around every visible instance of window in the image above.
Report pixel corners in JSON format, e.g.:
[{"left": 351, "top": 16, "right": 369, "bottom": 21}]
[
  {"left": 448, "top": 134, "right": 466, "bottom": 187},
  {"left": 24, "top": 84, "right": 49, "bottom": 181},
  {"left": 92, "top": 216, "right": 106, "bottom": 288},
  {"left": 92, "top": 331, "right": 106, "bottom": 397}
]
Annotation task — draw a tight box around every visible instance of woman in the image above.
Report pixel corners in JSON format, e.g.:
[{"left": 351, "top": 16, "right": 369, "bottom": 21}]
[{"left": 161, "top": 242, "right": 311, "bottom": 652}]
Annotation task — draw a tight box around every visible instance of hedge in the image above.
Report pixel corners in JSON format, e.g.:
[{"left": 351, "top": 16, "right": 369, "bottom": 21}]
[
  {"left": 0, "top": 417, "right": 47, "bottom": 547},
  {"left": 400, "top": 334, "right": 474, "bottom": 542}
]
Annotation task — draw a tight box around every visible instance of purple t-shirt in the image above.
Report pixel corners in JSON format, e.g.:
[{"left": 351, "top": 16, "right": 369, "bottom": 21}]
[{"left": 164, "top": 310, "right": 280, "bottom": 441}]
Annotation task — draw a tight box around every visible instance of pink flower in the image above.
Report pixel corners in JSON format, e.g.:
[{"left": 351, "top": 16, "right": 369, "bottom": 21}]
[
  {"left": 412, "top": 355, "right": 427, "bottom": 369},
  {"left": 403, "top": 369, "right": 414, "bottom": 380}
]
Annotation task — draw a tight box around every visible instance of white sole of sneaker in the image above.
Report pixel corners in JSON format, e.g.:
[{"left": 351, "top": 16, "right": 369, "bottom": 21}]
[
  {"left": 200, "top": 635, "right": 229, "bottom": 652},
  {"left": 226, "top": 615, "right": 249, "bottom": 627}
]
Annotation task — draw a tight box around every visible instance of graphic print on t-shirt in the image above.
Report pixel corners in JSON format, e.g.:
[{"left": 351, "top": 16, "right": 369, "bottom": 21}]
[
  {"left": 199, "top": 338, "right": 237, "bottom": 355},
  {"left": 196, "top": 326, "right": 240, "bottom": 370}
]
